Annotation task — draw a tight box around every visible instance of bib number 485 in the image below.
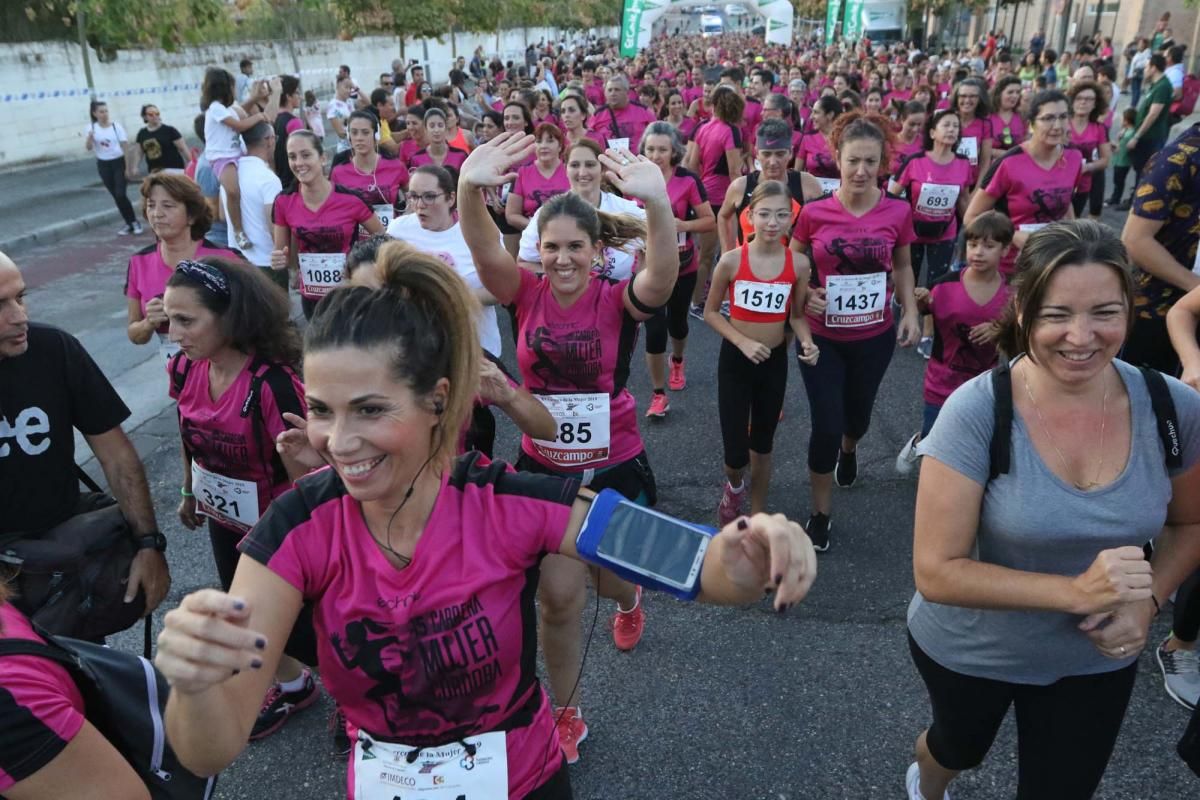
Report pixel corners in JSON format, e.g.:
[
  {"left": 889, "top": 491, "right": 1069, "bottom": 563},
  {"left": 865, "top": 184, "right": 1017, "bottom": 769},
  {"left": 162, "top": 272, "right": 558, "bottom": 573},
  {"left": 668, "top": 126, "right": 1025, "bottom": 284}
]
[{"left": 557, "top": 420, "right": 592, "bottom": 444}]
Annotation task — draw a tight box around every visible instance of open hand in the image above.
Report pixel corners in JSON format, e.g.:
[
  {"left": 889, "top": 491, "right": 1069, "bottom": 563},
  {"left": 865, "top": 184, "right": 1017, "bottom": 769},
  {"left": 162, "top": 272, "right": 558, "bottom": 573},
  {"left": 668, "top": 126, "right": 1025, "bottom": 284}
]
[
  {"left": 458, "top": 130, "right": 535, "bottom": 189},
  {"left": 598, "top": 148, "right": 667, "bottom": 202}
]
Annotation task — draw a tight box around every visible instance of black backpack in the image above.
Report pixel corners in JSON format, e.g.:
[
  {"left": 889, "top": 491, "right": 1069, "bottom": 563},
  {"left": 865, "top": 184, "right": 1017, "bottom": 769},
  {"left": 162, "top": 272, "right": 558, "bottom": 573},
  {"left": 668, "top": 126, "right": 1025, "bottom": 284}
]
[
  {"left": 0, "top": 626, "right": 217, "bottom": 799},
  {"left": 987, "top": 359, "right": 1182, "bottom": 480}
]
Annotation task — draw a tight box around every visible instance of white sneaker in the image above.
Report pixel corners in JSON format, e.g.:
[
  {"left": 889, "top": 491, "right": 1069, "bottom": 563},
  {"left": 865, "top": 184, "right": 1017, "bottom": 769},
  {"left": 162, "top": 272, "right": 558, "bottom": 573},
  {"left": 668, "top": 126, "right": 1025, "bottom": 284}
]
[
  {"left": 1157, "top": 638, "right": 1200, "bottom": 710},
  {"left": 906, "top": 762, "right": 951, "bottom": 800},
  {"left": 896, "top": 433, "right": 921, "bottom": 475},
  {"left": 131, "top": 221, "right": 144, "bottom": 235}
]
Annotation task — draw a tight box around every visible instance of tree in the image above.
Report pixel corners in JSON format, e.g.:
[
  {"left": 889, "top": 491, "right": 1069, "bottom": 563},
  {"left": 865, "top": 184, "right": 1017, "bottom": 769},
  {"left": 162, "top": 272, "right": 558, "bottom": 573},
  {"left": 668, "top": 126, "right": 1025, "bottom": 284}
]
[{"left": 23, "top": 0, "right": 225, "bottom": 51}]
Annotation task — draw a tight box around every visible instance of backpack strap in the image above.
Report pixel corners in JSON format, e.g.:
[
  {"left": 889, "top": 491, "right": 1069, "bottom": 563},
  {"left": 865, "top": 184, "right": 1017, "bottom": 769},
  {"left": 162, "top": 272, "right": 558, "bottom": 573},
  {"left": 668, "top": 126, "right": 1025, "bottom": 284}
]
[
  {"left": 0, "top": 638, "right": 80, "bottom": 670},
  {"left": 242, "top": 358, "right": 304, "bottom": 486},
  {"left": 988, "top": 361, "right": 1014, "bottom": 480},
  {"left": 168, "top": 351, "right": 192, "bottom": 397},
  {"left": 75, "top": 465, "right": 103, "bottom": 493},
  {"left": 1140, "top": 366, "right": 1183, "bottom": 470}
]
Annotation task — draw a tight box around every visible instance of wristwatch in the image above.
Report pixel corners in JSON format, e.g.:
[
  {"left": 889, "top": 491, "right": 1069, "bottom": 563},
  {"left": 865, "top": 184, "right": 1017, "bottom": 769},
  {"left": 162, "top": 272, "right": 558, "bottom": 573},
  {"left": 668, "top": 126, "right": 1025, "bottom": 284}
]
[{"left": 135, "top": 531, "right": 168, "bottom": 552}]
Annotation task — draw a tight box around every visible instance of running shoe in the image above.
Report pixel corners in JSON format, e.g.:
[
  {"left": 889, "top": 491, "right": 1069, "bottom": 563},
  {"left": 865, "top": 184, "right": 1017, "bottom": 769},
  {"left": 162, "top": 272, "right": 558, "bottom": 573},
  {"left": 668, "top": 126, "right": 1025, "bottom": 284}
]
[
  {"left": 330, "top": 706, "right": 352, "bottom": 757},
  {"left": 611, "top": 586, "right": 644, "bottom": 651},
  {"left": 668, "top": 358, "right": 687, "bottom": 391},
  {"left": 249, "top": 668, "right": 320, "bottom": 740},
  {"left": 717, "top": 481, "right": 745, "bottom": 527},
  {"left": 131, "top": 221, "right": 144, "bottom": 235},
  {"left": 118, "top": 224, "right": 135, "bottom": 235},
  {"left": 806, "top": 512, "right": 831, "bottom": 552},
  {"left": 688, "top": 302, "right": 705, "bottom": 321},
  {"left": 553, "top": 706, "right": 588, "bottom": 764},
  {"left": 835, "top": 448, "right": 858, "bottom": 488},
  {"left": 896, "top": 433, "right": 921, "bottom": 475},
  {"left": 646, "top": 392, "right": 670, "bottom": 418},
  {"left": 1157, "top": 638, "right": 1200, "bottom": 710},
  {"left": 917, "top": 336, "right": 933, "bottom": 360},
  {"left": 906, "top": 762, "right": 952, "bottom": 800}
]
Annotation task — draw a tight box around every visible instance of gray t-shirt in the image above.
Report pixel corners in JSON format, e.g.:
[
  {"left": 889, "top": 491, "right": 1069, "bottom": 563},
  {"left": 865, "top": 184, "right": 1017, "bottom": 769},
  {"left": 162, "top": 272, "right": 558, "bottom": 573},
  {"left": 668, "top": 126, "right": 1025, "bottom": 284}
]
[{"left": 908, "top": 358, "right": 1200, "bottom": 685}]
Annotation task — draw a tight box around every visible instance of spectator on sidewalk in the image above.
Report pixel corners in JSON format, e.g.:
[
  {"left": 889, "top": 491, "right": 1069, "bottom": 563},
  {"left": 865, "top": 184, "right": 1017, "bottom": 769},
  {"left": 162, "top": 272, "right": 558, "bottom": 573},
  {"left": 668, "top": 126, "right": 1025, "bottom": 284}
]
[
  {"left": 84, "top": 100, "right": 142, "bottom": 236},
  {"left": 135, "top": 105, "right": 189, "bottom": 175},
  {"left": 236, "top": 58, "right": 254, "bottom": 103},
  {"left": 1128, "top": 54, "right": 1173, "bottom": 179}
]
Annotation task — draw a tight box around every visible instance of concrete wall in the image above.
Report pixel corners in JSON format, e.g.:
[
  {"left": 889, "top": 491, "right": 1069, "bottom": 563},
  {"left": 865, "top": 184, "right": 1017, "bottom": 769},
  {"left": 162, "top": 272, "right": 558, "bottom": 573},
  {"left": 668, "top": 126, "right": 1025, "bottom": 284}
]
[{"left": 0, "top": 26, "right": 618, "bottom": 167}]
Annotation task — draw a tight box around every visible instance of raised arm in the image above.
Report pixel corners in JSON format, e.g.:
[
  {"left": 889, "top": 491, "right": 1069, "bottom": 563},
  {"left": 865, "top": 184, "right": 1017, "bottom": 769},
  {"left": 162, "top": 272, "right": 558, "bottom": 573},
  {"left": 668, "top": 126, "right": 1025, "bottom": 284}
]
[{"left": 457, "top": 131, "right": 536, "bottom": 304}]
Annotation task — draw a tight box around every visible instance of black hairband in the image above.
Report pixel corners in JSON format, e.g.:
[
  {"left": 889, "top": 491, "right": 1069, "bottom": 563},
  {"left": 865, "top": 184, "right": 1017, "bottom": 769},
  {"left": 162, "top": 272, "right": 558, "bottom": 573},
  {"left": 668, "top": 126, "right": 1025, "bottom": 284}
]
[{"left": 177, "top": 260, "right": 230, "bottom": 298}]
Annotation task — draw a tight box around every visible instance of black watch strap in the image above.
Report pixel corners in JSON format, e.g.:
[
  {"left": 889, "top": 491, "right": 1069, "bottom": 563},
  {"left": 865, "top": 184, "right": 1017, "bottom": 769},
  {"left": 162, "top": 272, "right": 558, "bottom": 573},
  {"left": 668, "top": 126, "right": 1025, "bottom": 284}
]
[{"left": 136, "top": 532, "right": 167, "bottom": 552}]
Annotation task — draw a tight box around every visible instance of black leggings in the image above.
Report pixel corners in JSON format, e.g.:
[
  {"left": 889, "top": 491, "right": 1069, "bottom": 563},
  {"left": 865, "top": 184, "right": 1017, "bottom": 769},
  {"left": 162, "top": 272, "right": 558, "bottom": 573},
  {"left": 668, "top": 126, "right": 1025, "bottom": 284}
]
[
  {"left": 209, "top": 519, "right": 318, "bottom": 666},
  {"left": 1109, "top": 165, "right": 1132, "bottom": 204},
  {"left": 717, "top": 339, "right": 788, "bottom": 470},
  {"left": 798, "top": 330, "right": 894, "bottom": 474},
  {"left": 909, "top": 632, "right": 1137, "bottom": 799},
  {"left": 1174, "top": 569, "right": 1200, "bottom": 643},
  {"left": 645, "top": 271, "right": 698, "bottom": 355},
  {"left": 1072, "top": 174, "right": 1106, "bottom": 218},
  {"left": 524, "top": 759, "right": 573, "bottom": 799},
  {"left": 911, "top": 241, "right": 956, "bottom": 287},
  {"left": 96, "top": 157, "right": 137, "bottom": 226},
  {"left": 1121, "top": 314, "right": 1180, "bottom": 375}
]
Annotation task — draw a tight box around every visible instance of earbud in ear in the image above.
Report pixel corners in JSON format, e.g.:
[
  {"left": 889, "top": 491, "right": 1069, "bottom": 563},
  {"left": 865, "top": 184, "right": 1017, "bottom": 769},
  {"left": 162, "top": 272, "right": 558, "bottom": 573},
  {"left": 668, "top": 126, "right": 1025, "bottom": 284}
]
[{"left": 434, "top": 400, "right": 445, "bottom": 415}]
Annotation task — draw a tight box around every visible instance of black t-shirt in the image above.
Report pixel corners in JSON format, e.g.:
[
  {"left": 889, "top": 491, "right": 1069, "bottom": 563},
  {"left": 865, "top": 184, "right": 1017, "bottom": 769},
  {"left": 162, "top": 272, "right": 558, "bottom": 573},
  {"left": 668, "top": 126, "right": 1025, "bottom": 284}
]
[
  {"left": 136, "top": 124, "right": 185, "bottom": 171},
  {"left": 274, "top": 112, "right": 299, "bottom": 188},
  {"left": 0, "top": 324, "right": 130, "bottom": 534}
]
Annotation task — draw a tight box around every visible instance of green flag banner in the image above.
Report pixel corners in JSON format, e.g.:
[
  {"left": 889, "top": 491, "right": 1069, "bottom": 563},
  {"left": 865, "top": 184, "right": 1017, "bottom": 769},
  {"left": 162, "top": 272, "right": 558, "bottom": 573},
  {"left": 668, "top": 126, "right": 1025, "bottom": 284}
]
[
  {"left": 824, "top": 0, "right": 842, "bottom": 45},
  {"left": 621, "top": 0, "right": 644, "bottom": 58},
  {"left": 843, "top": 0, "right": 863, "bottom": 41}
]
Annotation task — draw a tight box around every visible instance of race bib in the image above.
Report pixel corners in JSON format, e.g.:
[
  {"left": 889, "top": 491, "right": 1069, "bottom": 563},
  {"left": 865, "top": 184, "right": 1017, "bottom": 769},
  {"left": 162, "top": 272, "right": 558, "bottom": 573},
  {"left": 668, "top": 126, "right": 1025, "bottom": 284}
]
[
  {"left": 353, "top": 730, "right": 507, "bottom": 800},
  {"left": 191, "top": 461, "right": 259, "bottom": 531},
  {"left": 157, "top": 333, "right": 181, "bottom": 369},
  {"left": 1019, "top": 223, "right": 1049, "bottom": 233},
  {"left": 956, "top": 136, "right": 979, "bottom": 165},
  {"left": 298, "top": 252, "right": 346, "bottom": 297},
  {"left": 607, "top": 137, "right": 630, "bottom": 153},
  {"left": 677, "top": 231, "right": 688, "bottom": 248},
  {"left": 915, "top": 183, "right": 959, "bottom": 215},
  {"left": 732, "top": 280, "right": 791, "bottom": 314},
  {"left": 817, "top": 177, "right": 841, "bottom": 194},
  {"left": 372, "top": 204, "right": 393, "bottom": 229},
  {"left": 531, "top": 392, "right": 611, "bottom": 468},
  {"left": 825, "top": 272, "right": 887, "bottom": 328}
]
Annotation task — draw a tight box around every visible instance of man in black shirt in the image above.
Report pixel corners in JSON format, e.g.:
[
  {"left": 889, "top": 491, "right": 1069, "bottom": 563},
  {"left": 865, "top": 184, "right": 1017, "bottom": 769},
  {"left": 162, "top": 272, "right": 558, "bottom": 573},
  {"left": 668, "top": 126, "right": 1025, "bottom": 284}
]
[
  {"left": 135, "top": 104, "right": 189, "bottom": 173},
  {"left": 273, "top": 75, "right": 305, "bottom": 188},
  {"left": 0, "top": 253, "right": 169, "bottom": 610}
]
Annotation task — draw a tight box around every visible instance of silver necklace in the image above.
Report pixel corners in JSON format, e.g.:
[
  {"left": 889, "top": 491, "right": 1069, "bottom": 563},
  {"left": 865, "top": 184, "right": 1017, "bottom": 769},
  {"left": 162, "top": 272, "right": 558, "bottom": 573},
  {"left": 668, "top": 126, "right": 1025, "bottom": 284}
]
[{"left": 1020, "top": 365, "right": 1109, "bottom": 490}]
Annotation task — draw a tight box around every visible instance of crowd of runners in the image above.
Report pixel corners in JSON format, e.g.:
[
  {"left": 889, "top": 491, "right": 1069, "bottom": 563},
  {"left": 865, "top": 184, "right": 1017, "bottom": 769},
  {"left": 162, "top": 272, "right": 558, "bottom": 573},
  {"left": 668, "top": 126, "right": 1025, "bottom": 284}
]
[{"left": 3, "top": 21, "right": 1200, "bottom": 800}]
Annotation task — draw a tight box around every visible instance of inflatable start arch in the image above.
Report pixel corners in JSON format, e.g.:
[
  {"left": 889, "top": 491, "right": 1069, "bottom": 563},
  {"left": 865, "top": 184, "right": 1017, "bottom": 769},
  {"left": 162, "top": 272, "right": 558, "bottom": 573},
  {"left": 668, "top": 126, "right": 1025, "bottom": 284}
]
[{"left": 620, "top": 0, "right": 794, "bottom": 57}]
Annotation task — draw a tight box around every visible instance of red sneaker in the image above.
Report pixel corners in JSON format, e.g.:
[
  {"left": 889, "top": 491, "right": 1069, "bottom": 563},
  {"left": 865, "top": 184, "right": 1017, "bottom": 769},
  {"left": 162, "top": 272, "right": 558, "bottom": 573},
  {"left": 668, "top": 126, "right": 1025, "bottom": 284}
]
[
  {"left": 717, "top": 482, "right": 745, "bottom": 527},
  {"left": 646, "top": 392, "right": 670, "bottom": 418},
  {"left": 668, "top": 358, "right": 687, "bottom": 391},
  {"left": 611, "top": 586, "right": 645, "bottom": 651},
  {"left": 553, "top": 706, "right": 589, "bottom": 764}
]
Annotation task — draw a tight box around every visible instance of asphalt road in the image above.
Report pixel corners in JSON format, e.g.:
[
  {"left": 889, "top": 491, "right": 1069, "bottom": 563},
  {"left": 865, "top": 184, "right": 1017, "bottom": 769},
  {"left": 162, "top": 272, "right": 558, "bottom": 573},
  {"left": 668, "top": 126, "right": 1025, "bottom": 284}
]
[{"left": 11, "top": 201, "right": 1198, "bottom": 799}]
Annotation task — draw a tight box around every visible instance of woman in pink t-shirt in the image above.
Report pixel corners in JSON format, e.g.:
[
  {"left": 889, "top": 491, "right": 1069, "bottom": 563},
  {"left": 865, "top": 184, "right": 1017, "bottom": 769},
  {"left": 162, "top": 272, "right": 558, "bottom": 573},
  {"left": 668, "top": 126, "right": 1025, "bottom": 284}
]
[
  {"left": 988, "top": 76, "right": 1026, "bottom": 152},
  {"left": 1066, "top": 81, "right": 1112, "bottom": 221},
  {"left": 163, "top": 257, "right": 319, "bottom": 743},
  {"left": 506, "top": 123, "right": 569, "bottom": 232},
  {"left": 640, "top": 121, "right": 715, "bottom": 416},
  {"left": 0, "top": 589, "right": 149, "bottom": 798},
  {"left": 126, "top": 172, "right": 240, "bottom": 365},
  {"left": 330, "top": 111, "right": 410, "bottom": 230},
  {"left": 271, "top": 130, "right": 384, "bottom": 318},
  {"left": 949, "top": 78, "right": 993, "bottom": 188},
  {"left": 409, "top": 108, "right": 470, "bottom": 176},
  {"left": 154, "top": 231, "right": 816, "bottom": 799},
  {"left": 790, "top": 112, "right": 921, "bottom": 552},
  {"left": 965, "top": 90, "right": 1082, "bottom": 276},
  {"left": 559, "top": 93, "right": 604, "bottom": 153},
  {"left": 794, "top": 95, "right": 842, "bottom": 184}
]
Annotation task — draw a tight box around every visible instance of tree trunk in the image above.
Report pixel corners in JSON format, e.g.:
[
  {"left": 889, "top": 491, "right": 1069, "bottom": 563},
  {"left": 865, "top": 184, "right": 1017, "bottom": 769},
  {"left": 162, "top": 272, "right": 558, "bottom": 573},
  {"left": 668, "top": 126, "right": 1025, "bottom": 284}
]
[
  {"left": 77, "top": 7, "right": 95, "bottom": 96},
  {"left": 1190, "top": 4, "right": 1200, "bottom": 74}
]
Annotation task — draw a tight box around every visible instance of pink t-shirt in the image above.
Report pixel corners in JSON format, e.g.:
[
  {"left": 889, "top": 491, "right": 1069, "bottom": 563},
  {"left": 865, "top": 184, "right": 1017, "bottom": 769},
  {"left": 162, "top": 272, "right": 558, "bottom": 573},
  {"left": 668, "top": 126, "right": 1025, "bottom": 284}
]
[
  {"left": 677, "top": 116, "right": 699, "bottom": 142},
  {"left": 399, "top": 138, "right": 423, "bottom": 169},
  {"left": 169, "top": 354, "right": 305, "bottom": 532},
  {"left": 585, "top": 81, "right": 606, "bottom": 110},
  {"left": 984, "top": 146, "right": 1083, "bottom": 274},
  {"left": 588, "top": 102, "right": 657, "bottom": 147},
  {"left": 957, "top": 116, "right": 993, "bottom": 186},
  {"left": 272, "top": 185, "right": 374, "bottom": 299},
  {"left": 796, "top": 133, "right": 838, "bottom": 178},
  {"left": 792, "top": 191, "right": 915, "bottom": 342},
  {"left": 513, "top": 269, "right": 643, "bottom": 471},
  {"left": 665, "top": 167, "right": 708, "bottom": 276},
  {"left": 125, "top": 240, "right": 241, "bottom": 319},
  {"left": 682, "top": 86, "right": 703, "bottom": 108},
  {"left": 330, "top": 155, "right": 410, "bottom": 206},
  {"left": 924, "top": 272, "right": 1010, "bottom": 405},
  {"left": 895, "top": 153, "right": 972, "bottom": 243},
  {"left": 409, "top": 146, "right": 469, "bottom": 174},
  {"left": 741, "top": 99, "right": 763, "bottom": 146},
  {"left": 1067, "top": 120, "right": 1108, "bottom": 194},
  {"left": 693, "top": 119, "right": 743, "bottom": 204},
  {"left": 511, "top": 162, "right": 570, "bottom": 218},
  {"left": 988, "top": 112, "right": 1026, "bottom": 151},
  {"left": 891, "top": 137, "right": 925, "bottom": 175},
  {"left": 238, "top": 455, "right": 576, "bottom": 800},
  {"left": 0, "top": 603, "right": 85, "bottom": 793}
]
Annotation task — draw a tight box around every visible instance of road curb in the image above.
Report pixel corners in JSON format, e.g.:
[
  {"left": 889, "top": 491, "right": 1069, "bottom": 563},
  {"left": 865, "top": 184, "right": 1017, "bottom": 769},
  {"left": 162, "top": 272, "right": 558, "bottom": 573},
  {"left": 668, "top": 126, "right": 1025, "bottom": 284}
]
[{"left": 0, "top": 207, "right": 124, "bottom": 257}]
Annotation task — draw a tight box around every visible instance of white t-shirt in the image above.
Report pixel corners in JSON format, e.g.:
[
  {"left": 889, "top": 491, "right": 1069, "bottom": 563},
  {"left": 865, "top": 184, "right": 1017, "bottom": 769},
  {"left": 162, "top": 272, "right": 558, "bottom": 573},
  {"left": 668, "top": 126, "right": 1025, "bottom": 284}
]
[
  {"left": 221, "top": 155, "right": 282, "bottom": 266},
  {"left": 86, "top": 122, "right": 127, "bottom": 161},
  {"left": 327, "top": 98, "right": 354, "bottom": 152},
  {"left": 1166, "top": 63, "right": 1185, "bottom": 92},
  {"left": 386, "top": 214, "right": 503, "bottom": 358},
  {"left": 518, "top": 192, "right": 646, "bottom": 282},
  {"left": 203, "top": 102, "right": 243, "bottom": 160}
]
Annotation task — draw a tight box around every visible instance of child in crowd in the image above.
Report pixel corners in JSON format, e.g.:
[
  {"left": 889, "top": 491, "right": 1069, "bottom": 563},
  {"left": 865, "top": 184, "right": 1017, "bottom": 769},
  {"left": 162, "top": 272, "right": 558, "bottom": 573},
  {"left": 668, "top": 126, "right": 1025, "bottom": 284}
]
[
  {"left": 201, "top": 67, "right": 270, "bottom": 251},
  {"left": 1107, "top": 108, "right": 1138, "bottom": 209},
  {"left": 897, "top": 211, "right": 1014, "bottom": 473}
]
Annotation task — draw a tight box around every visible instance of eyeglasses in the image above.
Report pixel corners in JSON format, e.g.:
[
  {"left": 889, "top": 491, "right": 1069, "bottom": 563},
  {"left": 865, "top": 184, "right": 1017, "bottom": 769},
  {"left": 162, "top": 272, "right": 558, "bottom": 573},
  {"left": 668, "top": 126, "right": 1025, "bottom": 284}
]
[
  {"left": 405, "top": 191, "right": 445, "bottom": 206},
  {"left": 1035, "top": 113, "right": 1070, "bottom": 124}
]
